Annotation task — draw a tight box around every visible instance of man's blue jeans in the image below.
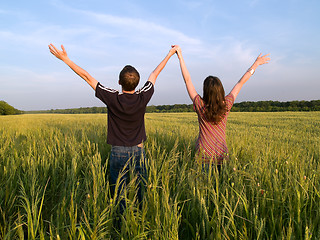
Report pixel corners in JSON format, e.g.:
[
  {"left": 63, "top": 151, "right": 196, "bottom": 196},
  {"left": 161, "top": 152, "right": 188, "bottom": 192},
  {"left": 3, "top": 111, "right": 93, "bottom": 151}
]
[{"left": 109, "top": 145, "right": 146, "bottom": 211}]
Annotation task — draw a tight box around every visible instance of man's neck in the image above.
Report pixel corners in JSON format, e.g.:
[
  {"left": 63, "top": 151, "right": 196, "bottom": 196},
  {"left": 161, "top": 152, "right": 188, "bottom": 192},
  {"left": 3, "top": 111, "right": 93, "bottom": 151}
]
[{"left": 122, "top": 89, "right": 135, "bottom": 94}]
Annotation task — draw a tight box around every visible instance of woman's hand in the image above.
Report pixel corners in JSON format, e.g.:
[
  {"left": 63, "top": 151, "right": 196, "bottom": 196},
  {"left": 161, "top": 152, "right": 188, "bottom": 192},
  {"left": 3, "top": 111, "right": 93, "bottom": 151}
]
[
  {"left": 253, "top": 53, "right": 270, "bottom": 67},
  {"left": 169, "top": 45, "right": 179, "bottom": 56}
]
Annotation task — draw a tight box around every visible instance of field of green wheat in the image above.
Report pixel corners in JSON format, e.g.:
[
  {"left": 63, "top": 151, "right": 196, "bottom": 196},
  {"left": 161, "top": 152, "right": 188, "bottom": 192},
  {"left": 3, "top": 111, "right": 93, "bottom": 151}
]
[{"left": 0, "top": 112, "right": 319, "bottom": 239}]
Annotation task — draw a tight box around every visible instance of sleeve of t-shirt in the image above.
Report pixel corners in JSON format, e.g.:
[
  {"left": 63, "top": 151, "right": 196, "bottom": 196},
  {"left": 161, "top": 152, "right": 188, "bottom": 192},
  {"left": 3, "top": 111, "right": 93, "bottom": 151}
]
[
  {"left": 95, "top": 82, "right": 118, "bottom": 106},
  {"left": 138, "top": 81, "right": 155, "bottom": 105},
  {"left": 193, "top": 94, "right": 203, "bottom": 114},
  {"left": 225, "top": 93, "right": 235, "bottom": 112}
]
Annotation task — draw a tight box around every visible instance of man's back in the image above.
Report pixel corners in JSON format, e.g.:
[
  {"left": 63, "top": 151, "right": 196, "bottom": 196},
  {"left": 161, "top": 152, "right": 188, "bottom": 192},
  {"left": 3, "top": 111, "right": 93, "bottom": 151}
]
[{"left": 95, "top": 81, "right": 154, "bottom": 146}]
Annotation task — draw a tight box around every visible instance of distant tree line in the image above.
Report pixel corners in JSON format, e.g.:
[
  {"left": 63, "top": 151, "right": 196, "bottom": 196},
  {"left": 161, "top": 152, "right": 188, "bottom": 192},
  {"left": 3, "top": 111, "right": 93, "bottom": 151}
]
[
  {"left": 146, "top": 104, "right": 193, "bottom": 113},
  {"left": 232, "top": 100, "right": 320, "bottom": 112},
  {"left": 27, "top": 107, "right": 108, "bottom": 114},
  {"left": 146, "top": 100, "right": 320, "bottom": 112},
  {"left": 0, "top": 101, "right": 22, "bottom": 115},
  {"left": 25, "top": 99, "right": 320, "bottom": 114}
]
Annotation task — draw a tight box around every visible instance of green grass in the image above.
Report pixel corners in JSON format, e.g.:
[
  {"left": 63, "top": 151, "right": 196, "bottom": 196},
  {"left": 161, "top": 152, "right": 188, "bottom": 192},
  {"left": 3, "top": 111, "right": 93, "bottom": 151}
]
[{"left": 0, "top": 112, "right": 319, "bottom": 239}]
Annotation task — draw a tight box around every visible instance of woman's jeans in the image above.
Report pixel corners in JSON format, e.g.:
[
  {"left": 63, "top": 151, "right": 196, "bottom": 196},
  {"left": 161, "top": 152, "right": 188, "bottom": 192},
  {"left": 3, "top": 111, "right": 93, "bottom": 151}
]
[{"left": 109, "top": 145, "right": 146, "bottom": 212}]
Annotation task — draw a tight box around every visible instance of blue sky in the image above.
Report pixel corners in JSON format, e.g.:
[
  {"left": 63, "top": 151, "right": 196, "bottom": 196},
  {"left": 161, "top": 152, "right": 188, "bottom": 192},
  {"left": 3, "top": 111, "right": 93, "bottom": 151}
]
[{"left": 1, "top": 0, "right": 319, "bottom": 111}]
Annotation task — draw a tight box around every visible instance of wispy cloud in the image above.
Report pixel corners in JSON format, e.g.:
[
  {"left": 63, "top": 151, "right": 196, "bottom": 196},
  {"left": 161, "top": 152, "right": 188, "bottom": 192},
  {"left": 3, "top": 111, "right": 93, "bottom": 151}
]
[
  {"left": 248, "top": 0, "right": 261, "bottom": 7},
  {"left": 67, "top": 7, "right": 202, "bottom": 46},
  {"left": 1, "top": 66, "right": 60, "bottom": 85}
]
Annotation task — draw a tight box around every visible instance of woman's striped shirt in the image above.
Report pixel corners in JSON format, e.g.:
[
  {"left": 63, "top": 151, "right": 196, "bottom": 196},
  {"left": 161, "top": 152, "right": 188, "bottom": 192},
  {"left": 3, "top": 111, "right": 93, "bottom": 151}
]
[{"left": 193, "top": 93, "right": 235, "bottom": 164}]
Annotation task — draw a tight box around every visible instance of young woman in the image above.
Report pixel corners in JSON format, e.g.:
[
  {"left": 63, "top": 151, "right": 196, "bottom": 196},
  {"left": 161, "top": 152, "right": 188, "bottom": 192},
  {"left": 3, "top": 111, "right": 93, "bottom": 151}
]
[{"left": 175, "top": 46, "right": 270, "bottom": 166}]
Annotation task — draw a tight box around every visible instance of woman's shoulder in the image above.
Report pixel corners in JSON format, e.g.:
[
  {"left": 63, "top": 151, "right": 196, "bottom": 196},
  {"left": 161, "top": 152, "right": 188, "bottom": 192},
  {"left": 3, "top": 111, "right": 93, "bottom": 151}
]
[
  {"left": 193, "top": 94, "right": 205, "bottom": 114},
  {"left": 225, "top": 93, "right": 235, "bottom": 111},
  {"left": 195, "top": 94, "right": 207, "bottom": 108},
  {"left": 225, "top": 93, "right": 235, "bottom": 101}
]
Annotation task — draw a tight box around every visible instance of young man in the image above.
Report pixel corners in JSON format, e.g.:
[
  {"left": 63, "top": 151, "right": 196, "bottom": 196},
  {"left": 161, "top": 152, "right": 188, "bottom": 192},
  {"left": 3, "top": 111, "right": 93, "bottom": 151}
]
[{"left": 48, "top": 43, "right": 178, "bottom": 207}]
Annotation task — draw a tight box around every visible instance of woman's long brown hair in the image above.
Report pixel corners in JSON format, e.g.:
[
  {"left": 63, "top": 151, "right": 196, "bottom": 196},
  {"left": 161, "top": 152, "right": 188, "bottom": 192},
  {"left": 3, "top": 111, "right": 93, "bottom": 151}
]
[{"left": 202, "top": 76, "right": 227, "bottom": 124}]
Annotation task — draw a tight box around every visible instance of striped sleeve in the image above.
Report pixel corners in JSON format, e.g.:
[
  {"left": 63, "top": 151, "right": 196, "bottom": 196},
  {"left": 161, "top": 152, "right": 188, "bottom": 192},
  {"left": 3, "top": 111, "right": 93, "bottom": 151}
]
[
  {"left": 136, "top": 81, "right": 154, "bottom": 93},
  {"left": 95, "top": 82, "right": 118, "bottom": 105},
  {"left": 136, "top": 81, "right": 154, "bottom": 105},
  {"left": 193, "top": 94, "right": 203, "bottom": 115},
  {"left": 225, "top": 94, "right": 235, "bottom": 112}
]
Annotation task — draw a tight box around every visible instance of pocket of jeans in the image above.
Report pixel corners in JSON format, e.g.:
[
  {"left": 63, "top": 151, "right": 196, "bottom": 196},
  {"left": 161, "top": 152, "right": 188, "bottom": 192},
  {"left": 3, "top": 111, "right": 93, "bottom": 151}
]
[{"left": 110, "top": 153, "right": 130, "bottom": 170}]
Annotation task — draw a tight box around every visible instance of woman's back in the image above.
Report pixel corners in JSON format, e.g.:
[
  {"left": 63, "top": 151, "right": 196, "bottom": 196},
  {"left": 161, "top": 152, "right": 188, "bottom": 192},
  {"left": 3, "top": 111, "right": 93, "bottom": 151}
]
[{"left": 193, "top": 93, "right": 234, "bottom": 164}]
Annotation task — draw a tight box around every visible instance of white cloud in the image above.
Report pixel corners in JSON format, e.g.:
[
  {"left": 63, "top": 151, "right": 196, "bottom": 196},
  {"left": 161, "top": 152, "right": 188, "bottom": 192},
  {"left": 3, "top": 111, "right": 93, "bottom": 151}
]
[
  {"left": 248, "top": 0, "right": 260, "bottom": 7},
  {"left": 68, "top": 8, "right": 202, "bottom": 46},
  {"left": 0, "top": 66, "right": 59, "bottom": 86}
]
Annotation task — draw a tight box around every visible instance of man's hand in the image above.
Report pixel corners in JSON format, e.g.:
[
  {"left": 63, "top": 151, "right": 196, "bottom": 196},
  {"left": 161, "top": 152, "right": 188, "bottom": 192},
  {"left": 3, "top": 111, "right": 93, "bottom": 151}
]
[
  {"left": 48, "top": 43, "right": 98, "bottom": 90},
  {"left": 170, "top": 45, "right": 179, "bottom": 56},
  {"left": 147, "top": 45, "right": 177, "bottom": 85},
  {"left": 48, "top": 44, "right": 69, "bottom": 62},
  {"left": 173, "top": 45, "right": 182, "bottom": 59}
]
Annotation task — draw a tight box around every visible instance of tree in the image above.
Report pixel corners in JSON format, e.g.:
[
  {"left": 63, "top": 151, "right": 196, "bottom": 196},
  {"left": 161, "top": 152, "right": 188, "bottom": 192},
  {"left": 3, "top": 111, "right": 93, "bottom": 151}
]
[{"left": 0, "top": 101, "right": 22, "bottom": 115}]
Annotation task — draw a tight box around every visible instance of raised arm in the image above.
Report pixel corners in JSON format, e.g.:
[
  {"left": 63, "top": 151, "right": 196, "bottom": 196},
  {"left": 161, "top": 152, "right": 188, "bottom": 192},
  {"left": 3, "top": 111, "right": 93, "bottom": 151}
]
[
  {"left": 230, "top": 53, "right": 270, "bottom": 100},
  {"left": 147, "top": 46, "right": 177, "bottom": 86},
  {"left": 48, "top": 44, "right": 98, "bottom": 90},
  {"left": 175, "top": 46, "right": 198, "bottom": 101}
]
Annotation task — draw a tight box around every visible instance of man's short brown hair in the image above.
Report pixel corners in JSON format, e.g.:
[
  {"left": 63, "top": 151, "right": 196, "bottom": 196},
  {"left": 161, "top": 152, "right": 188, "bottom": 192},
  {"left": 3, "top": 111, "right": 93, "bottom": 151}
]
[{"left": 119, "top": 65, "right": 140, "bottom": 91}]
